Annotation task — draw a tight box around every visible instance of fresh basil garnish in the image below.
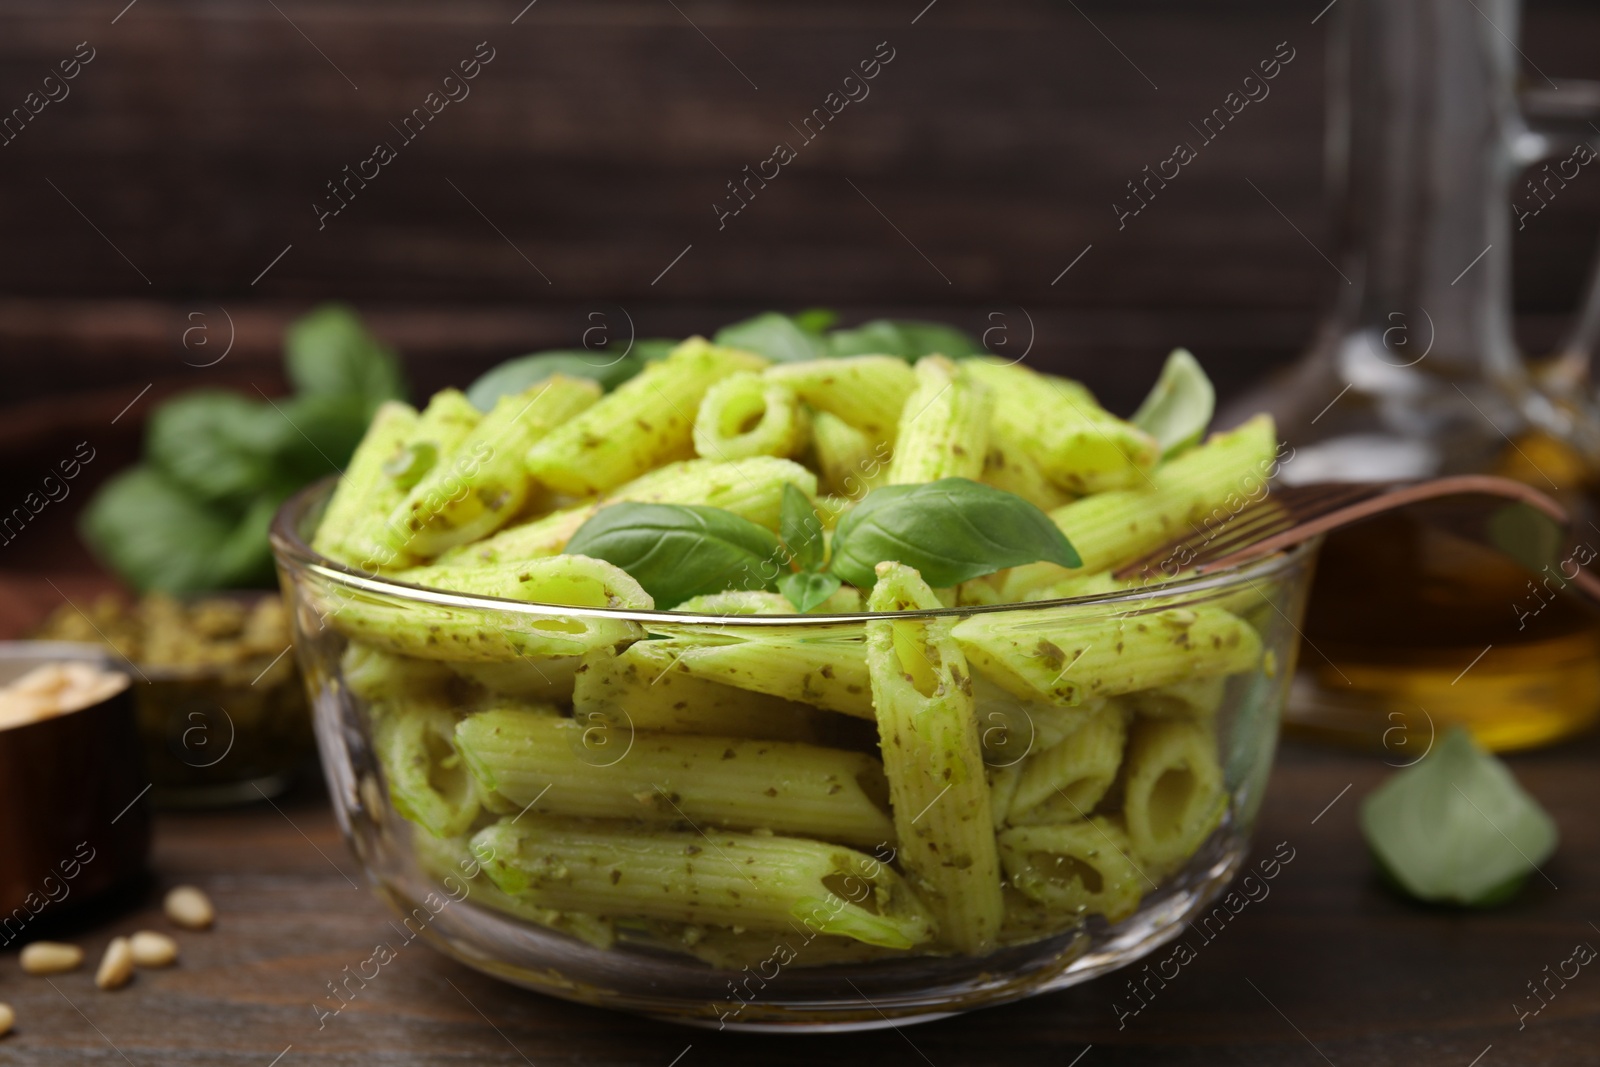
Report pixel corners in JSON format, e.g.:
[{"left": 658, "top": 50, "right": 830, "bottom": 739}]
[
  {"left": 1132, "top": 347, "right": 1215, "bottom": 458},
  {"left": 780, "top": 482, "right": 826, "bottom": 573},
  {"left": 1360, "top": 727, "right": 1559, "bottom": 906},
  {"left": 828, "top": 319, "right": 983, "bottom": 360},
  {"left": 565, "top": 502, "right": 783, "bottom": 609},
  {"left": 829, "top": 478, "right": 1081, "bottom": 590},
  {"left": 778, "top": 570, "right": 843, "bottom": 613}
]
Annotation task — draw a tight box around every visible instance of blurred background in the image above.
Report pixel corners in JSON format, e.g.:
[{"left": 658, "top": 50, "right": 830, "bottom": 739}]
[{"left": 2, "top": 0, "right": 1599, "bottom": 601}]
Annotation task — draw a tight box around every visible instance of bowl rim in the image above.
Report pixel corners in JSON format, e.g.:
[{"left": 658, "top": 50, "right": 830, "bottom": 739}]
[{"left": 270, "top": 477, "right": 1318, "bottom": 626}]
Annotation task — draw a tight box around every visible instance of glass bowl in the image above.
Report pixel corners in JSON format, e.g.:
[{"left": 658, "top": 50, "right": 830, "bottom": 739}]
[{"left": 270, "top": 480, "right": 1316, "bottom": 1031}]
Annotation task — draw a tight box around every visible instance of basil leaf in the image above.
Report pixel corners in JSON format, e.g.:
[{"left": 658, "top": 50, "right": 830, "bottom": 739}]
[
  {"left": 145, "top": 391, "right": 294, "bottom": 506},
  {"left": 79, "top": 466, "right": 280, "bottom": 593},
  {"left": 779, "top": 570, "right": 843, "bottom": 613},
  {"left": 828, "top": 319, "right": 984, "bottom": 360},
  {"left": 1360, "top": 727, "right": 1558, "bottom": 906},
  {"left": 284, "top": 303, "right": 407, "bottom": 404},
  {"left": 830, "top": 478, "right": 1081, "bottom": 589},
  {"left": 780, "top": 482, "right": 825, "bottom": 572},
  {"left": 793, "top": 308, "right": 839, "bottom": 334},
  {"left": 467, "top": 351, "right": 642, "bottom": 411},
  {"left": 713, "top": 312, "right": 828, "bottom": 363},
  {"left": 1132, "top": 348, "right": 1215, "bottom": 458},
  {"left": 565, "top": 502, "right": 783, "bottom": 609}
]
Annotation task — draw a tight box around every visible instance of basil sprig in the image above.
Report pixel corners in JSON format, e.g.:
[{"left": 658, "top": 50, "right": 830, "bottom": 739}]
[
  {"left": 1131, "top": 348, "right": 1215, "bottom": 459},
  {"left": 828, "top": 478, "right": 1080, "bottom": 589},
  {"left": 564, "top": 503, "right": 783, "bottom": 609},
  {"left": 567, "top": 478, "right": 1079, "bottom": 612},
  {"left": 1360, "top": 727, "right": 1559, "bottom": 906},
  {"left": 776, "top": 483, "right": 841, "bottom": 611}
]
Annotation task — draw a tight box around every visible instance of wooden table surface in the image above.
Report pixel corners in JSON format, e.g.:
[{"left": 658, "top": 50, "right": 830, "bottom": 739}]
[{"left": 2, "top": 731, "right": 1596, "bottom": 1067}]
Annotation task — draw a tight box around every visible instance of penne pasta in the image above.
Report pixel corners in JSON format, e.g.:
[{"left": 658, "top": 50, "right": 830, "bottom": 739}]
[
  {"left": 764, "top": 355, "right": 916, "bottom": 445},
  {"left": 809, "top": 411, "right": 892, "bottom": 498},
  {"left": 866, "top": 562, "right": 1003, "bottom": 954},
  {"left": 472, "top": 818, "right": 937, "bottom": 949},
  {"left": 997, "top": 818, "right": 1146, "bottom": 922},
  {"left": 886, "top": 355, "right": 990, "bottom": 485},
  {"left": 341, "top": 389, "right": 483, "bottom": 571},
  {"left": 456, "top": 709, "right": 896, "bottom": 846},
  {"left": 313, "top": 400, "right": 419, "bottom": 564},
  {"left": 341, "top": 642, "right": 457, "bottom": 706},
  {"left": 1001, "top": 414, "right": 1278, "bottom": 597},
  {"left": 980, "top": 415, "right": 1072, "bottom": 512},
  {"left": 641, "top": 629, "right": 875, "bottom": 718},
  {"left": 605, "top": 456, "right": 818, "bottom": 532},
  {"left": 374, "top": 699, "right": 481, "bottom": 838},
  {"left": 433, "top": 503, "right": 597, "bottom": 568},
  {"left": 952, "top": 604, "right": 1262, "bottom": 706},
  {"left": 382, "top": 376, "right": 601, "bottom": 559},
  {"left": 571, "top": 642, "right": 822, "bottom": 742},
  {"left": 1120, "top": 718, "right": 1226, "bottom": 872},
  {"left": 1119, "top": 675, "right": 1228, "bottom": 720},
  {"left": 325, "top": 555, "right": 649, "bottom": 663},
  {"left": 1008, "top": 704, "right": 1127, "bottom": 824},
  {"left": 963, "top": 359, "right": 1160, "bottom": 495},
  {"left": 694, "top": 372, "right": 810, "bottom": 460},
  {"left": 987, "top": 762, "right": 1024, "bottom": 831},
  {"left": 526, "top": 338, "right": 768, "bottom": 496}
]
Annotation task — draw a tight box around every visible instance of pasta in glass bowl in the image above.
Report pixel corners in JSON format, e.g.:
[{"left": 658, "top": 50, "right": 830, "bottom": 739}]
[{"left": 271, "top": 485, "right": 1312, "bottom": 1029}]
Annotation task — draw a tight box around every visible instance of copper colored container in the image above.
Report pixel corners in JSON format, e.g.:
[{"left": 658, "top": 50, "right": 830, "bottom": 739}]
[{"left": 0, "top": 642, "right": 151, "bottom": 933}]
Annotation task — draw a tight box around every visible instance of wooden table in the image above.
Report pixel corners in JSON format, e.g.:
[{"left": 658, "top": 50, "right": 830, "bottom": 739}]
[{"left": 2, "top": 733, "right": 1596, "bottom": 1067}]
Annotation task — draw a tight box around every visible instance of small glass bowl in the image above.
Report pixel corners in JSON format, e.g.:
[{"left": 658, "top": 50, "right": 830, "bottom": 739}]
[{"left": 271, "top": 481, "right": 1315, "bottom": 1030}]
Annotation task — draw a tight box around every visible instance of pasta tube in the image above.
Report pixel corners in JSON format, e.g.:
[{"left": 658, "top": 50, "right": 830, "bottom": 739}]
[
  {"left": 997, "top": 818, "right": 1146, "bottom": 922},
  {"left": 383, "top": 376, "right": 602, "bottom": 558},
  {"left": 952, "top": 605, "right": 1262, "bottom": 706},
  {"left": 1001, "top": 414, "right": 1278, "bottom": 597},
  {"left": 1008, "top": 706, "right": 1127, "bottom": 824},
  {"left": 455, "top": 710, "right": 895, "bottom": 847},
  {"left": 1121, "top": 718, "right": 1226, "bottom": 871},
  {"left": 451, "top": 657, "right": 583, "bottom": 704},
  {"left": 810, "top": 411, "right": 892, "bottom": 498},
  {"left": 963, "top": 359, "right": 1160, "bottom": 494},
  {"left": 605, "top": 456, "right": 818, "bottom": 531},
  {"left": 987, "top": 763, "right": 1023, "bottom": 831},
  {"left": 342, "top": 389, "right": 482, "bottom": 570},
  {"left": 980, "top": 417, "right": 1072, "bottom": 512},
  {"left": 764, "top": 355, "right": 916, "bottom": 445},
  {"left": 642, "top": 631, "right": 875, "bottom": 718},
  {"left": 313, "top": 400, "right": 418, "bottom": 563},
  {"left": 374, "top": 700, "right": 480, "bottom": 838},
  {"left": 472, "top": 819, "right": 937, "bottom": 949},
  {"left": 1119, "top": 676, "right": 1228, "bottom": 720},
  {"left": 671, "top": 587, "right": 862, "bottom": 615},
  {"left": 434, "top": 504, "right": 596, "bottom": 568},
  {"left": 572, "top": 643, "right": 821, "bottom": 741},
  {"left": 866, "top": 562, "right": 1003, "bottom": 954},
  {"left": 341, "top": 643, "right": 457, "bottom": 705},
  {"left": 325, "top": 555, "right": 649, "bottom": 663},
  {"left": 526, "top": 338, "right": 768, "bottom": 495},
  {"left": 694, "top": 372, "right": 810, "bottom": 460},
  {"left": 886, "top": 356, "right": 990, "bottom": 484}
]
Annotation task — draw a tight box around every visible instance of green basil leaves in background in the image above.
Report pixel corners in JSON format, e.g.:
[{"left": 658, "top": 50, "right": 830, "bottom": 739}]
[
  {"left": 565, "top": 502, "right": 783, "bottom": 609},
  {"left": 285, "top": 304, "right": 407, "bottom": 404},
  {"left": 1132, "top": 348, "right": 1215, "bottom": 459},
  {"left": 830, "top": 478, "right": 1080, "bottom": 590},
  {"left": 776, "top": 483, "right": 840, "bottom": 611},
  {"left": 81, "top": 302, "right": 406, "bottom": 594},
  {"left": 713, "top": 310, "right": 985, "bottom": 363},
  {"left": 713, "top": 312, "right": 830, "bottom": 364},
  {"left": 1360, "top": 727, "right": 1558, "bottom": 906}
]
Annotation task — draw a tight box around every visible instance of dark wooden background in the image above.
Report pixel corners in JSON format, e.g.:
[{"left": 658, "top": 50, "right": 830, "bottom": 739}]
[{"left": 6, "top": 0, "right": 1600, "bottom": 577}]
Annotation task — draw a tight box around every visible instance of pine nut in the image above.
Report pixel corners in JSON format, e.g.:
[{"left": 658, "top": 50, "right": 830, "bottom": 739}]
[
  {"left": 129, "top": 930, "right": 178, "bottom": 968},
  {"left": 0, "top": 1001, "right": 13, "bottom": 1037},
  {"left": 95, "top": 937, "right": 135, "bottom": 991},
  {"left": 163, "top": 886, "right": 214, "bottom": 930},
  {"left": 19, "top": 941, "right": 83, "bottom": 975}
]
